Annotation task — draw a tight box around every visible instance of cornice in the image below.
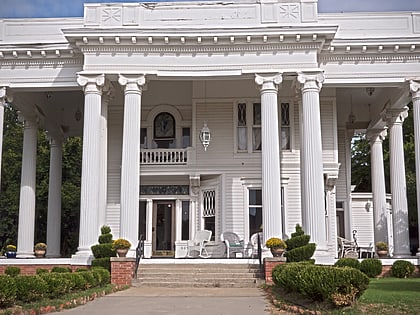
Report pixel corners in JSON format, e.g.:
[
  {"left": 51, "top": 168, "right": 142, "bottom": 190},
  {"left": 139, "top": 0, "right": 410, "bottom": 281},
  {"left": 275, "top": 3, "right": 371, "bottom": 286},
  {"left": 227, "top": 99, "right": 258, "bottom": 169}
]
[
  {"left": 319, "top": 53, "right": 420, "bottom": 63},
  {"left": 0, "top": 58, "right": 84, "bottom": 67}
]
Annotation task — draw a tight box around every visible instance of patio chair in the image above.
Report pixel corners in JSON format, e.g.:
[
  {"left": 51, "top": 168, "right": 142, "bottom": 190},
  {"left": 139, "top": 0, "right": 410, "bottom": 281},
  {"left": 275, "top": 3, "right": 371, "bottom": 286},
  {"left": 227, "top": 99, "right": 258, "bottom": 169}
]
[
  {"left": 186, "top": 230, "right": 212, "bottom": 258},
  {"left": 247, "top": 232, "right": 263, "bottom": 258},
  {"left": 337, "top": 236, "right": 358, "bottom": 258},
  {"left": 221, "top": 232, "right": 245, "bottom": 258}
]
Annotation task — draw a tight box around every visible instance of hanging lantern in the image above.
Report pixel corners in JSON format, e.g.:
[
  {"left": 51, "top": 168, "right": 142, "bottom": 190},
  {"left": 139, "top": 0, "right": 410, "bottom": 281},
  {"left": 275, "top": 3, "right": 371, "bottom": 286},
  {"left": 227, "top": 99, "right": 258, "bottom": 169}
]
[{"left": 199, "top": 122, "right": 211, "bottom": 151}]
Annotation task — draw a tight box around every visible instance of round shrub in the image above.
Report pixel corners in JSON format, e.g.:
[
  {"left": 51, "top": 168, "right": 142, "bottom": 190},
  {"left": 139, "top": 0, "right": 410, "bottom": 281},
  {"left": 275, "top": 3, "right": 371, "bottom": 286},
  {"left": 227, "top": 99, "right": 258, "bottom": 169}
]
[
  {"left": 0, "top": 275, "right": 17, "bottom": 307},
  {"left": 14, "top": 275, "right": 48, "bottom": 303},
  {"left": 36, "top": 268, "right": 49, "bottom": 275},
  {"left": 92, "top": 267, "right": 111, "bottom": 286},
  {"left": 5, "top": 266, "right": 21, "bottom": 277},
  {"left": 335, "top": 258, "right": 361, "bottom": 270},
  {"left": 60, "top": 273, "right": 88, "bottom": 291},
  {"left": 76, "top": 270, "right": 96, "bottom": 289},
  {"left": 51, "top": 266, "right": 72, "bottom": 273},
  {"left": 40, "top": 273, "right": 72, "bottom": 298},
  {"left": 360, "top": 258, "right": 382, "bottom": 278},
  {"left": 391, "top": 260, "right": 415, "bottom": 278}
]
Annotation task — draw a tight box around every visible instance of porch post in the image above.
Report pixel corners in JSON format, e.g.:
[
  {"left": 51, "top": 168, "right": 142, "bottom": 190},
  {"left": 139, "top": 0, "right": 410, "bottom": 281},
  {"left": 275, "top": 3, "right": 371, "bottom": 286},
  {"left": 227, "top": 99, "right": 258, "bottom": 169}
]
[
  {"left": 17, "top": 117, "right": 38, "bottom": 258},
  {"left": 367, "top": 129, "right": 388, "bottom": 246},
  {"left": 410, "top": 80, "right": 420, "bottom": 256},
  {"left": 46, "top": 137, "right": 63, "bottom": 257},
  {"left": 118, "top": 74, "right": 146, "bottom": 254},
  {"left": 0, "top": 87, "right": 11, "bottom": 188},
  {"left": 255, "top": 73, "right": 283, "bottom": 243},
  {"left": 145, "top": 198, "right": 153, "bottom": 258},
  {"left": 297, "top": 71, "right": 327, "bottom": 252},
  {"left": 385, "top": 108, "right": 411, "bottom": 257},
  {"left": 75, "top": 74, "right": 104, "bottom": 257}
]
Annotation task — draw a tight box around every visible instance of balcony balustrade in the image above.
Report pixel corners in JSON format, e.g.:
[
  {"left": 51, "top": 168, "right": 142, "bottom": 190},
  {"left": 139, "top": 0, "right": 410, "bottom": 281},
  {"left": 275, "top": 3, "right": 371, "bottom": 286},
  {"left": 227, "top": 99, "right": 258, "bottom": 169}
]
[{"left": 140, "top": 148, "right": 190, "bottom": 165}]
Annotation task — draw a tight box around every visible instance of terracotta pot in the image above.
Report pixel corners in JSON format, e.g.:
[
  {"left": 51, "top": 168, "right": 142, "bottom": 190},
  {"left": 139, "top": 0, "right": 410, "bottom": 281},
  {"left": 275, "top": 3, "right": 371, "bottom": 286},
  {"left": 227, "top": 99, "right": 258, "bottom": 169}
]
[
  {"left": 376, "top": 250, "right": 388, "bottom": 258},
  {"left": 35, "top": 249, "right": 46, "bottom": 258},
  {"left": 270, "top": 247, "right": 285, "bottom": 257},
  {"left": 117, "top": 248, "right": 129, "bottom": 257}
]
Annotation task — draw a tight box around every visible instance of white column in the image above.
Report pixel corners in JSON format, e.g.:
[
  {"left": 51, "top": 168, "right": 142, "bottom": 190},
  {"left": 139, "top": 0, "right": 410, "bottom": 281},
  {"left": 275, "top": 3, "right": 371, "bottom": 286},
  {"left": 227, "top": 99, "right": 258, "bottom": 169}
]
[
  {"left": 144, "top": 199, "right": 153, "bottom": 258},
  {"left": 46, "top": 137, "right": 63, "bottom": 257},
  {"left": 386, "top": 108, "right": 411, "bottom": 257},
  {"left": 410, "top": 80, "right": 420, "bottom": 256},
  {"left": 175, "top": 199, "right": 182, "bottom": 241},
  {"left": 17, "top": 117, "right": 38, "bottom": 258},
  {"left": 75, "top": 74, "right": 104, "bottom": 256},
  {"left": 367, "top": 129, "right": 388, "bottom": 246},
  {"left": 98, "top": 89, "right": 112, "bottom": 228},
  {"left": 0, "top": 87, "right": 10, "bottom": 188},
  {"left": 297, "top": 71, "right": 327, "bottom": 250},
  {"left": 255, "top": 73, "right": 283, "bottom": 243},
  {"left": 118, "top": 74, "right": 146, "bottom": 253}
]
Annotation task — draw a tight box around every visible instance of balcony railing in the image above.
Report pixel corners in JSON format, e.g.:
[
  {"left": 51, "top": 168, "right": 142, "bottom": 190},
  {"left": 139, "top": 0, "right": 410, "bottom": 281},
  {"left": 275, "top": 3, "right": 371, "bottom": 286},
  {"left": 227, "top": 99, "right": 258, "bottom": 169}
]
[{"left": 140, "top": 148, "right": 189, "bottom": 165}]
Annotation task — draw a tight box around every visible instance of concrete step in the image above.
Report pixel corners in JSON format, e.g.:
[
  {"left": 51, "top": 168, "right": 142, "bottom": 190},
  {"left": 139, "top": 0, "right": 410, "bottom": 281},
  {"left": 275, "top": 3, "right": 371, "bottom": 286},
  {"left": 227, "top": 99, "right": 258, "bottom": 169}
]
[{"left": 132, "top": 279, "right": 265, "bottom": 288}]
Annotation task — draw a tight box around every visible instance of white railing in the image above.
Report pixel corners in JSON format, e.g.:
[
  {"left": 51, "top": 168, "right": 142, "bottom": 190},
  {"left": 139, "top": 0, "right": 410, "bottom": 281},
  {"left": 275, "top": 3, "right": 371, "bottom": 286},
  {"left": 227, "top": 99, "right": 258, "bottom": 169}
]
[{"left": 140, "top": 148, "right": 189, "bottom": 165}]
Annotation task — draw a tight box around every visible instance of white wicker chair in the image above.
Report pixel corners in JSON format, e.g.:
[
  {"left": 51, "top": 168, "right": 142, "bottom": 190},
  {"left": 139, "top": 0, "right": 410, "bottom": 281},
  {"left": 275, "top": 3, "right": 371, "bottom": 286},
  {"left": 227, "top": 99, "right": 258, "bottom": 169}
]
[
  {"left": 221, "top": 232, "right": 245, "bottom": 258},
  {"left": 186, "top": 230, "right": 212, "bottom": 258}
]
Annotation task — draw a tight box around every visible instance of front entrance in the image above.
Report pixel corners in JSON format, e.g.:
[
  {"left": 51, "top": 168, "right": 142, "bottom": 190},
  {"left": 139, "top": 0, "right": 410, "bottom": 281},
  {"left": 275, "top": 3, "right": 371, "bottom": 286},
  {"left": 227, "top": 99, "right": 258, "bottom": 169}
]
[{"left": 152, "top": 201, "right": 175, "bottom": 256}]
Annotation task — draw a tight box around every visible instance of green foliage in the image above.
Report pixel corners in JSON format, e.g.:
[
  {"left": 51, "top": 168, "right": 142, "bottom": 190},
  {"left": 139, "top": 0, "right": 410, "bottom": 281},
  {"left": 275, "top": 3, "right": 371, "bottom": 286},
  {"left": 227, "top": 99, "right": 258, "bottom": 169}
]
[
  {"left": 284, "top": 224, "right": 316, "bottom": 262},
  {"left": 101, "top": 225, "right": 112, "bottom": 235},
  {"left": 91, "top": 244, "right": 116, "bottom": 258},
  {"left": 59, "top": 272, "right": 88, "bottom": 291},
  {"left": 51, "top": 266, "right": 72, "bottom": 273},
  {"left": 91, "top": 257, "right": 111, "bottom": 272},
  {"left": 39, "top": 273, "right": 72, "bottom": 298},
  {"left": 391, "top": 260, "right": 415, "bottom": 278},
  {"left": 76, "top": 270, "right": 97, "bottom": 289},
  {"left": 360, "top": 258, "right": 383, "bottom": 278},
  {"left": 98, "top": 234, "right": 113, "bottom": 244},
  {"left": 334, "top": 257, "right": 361, "bottom": 270},
  {"left": 92, "top": 267, "right": 111, "bottom": 286},
  {"left": 273, "top": 263, "right": 369, "bottom": 307},
  {"left": 36, "top": 268, "right": 49, "bottom": 275},
  {"left": 0, "top": 275, "right": 17, "bottom": 307},
  {"left": 5, "top": 266, "right": 21, "bottom": 276},
  {"left": 14, "top": 275, "right": 48, "bottom": 303}
]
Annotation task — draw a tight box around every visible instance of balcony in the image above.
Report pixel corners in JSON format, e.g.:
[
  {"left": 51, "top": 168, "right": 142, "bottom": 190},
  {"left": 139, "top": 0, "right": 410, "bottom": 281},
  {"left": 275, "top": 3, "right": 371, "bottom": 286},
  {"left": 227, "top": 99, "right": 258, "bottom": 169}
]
[{"left": 140, "top": 148, "right": 191, "bottom": 165}]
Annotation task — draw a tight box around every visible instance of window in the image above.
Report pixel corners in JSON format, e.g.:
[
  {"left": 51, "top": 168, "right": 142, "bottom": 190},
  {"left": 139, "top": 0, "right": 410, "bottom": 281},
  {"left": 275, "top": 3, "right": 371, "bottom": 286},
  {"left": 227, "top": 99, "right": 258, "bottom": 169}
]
[
  {"left": 203, "top": 189, "right": 216, "bottom": 240},
  {"left": 154, "top": 112, "right": 175, "bottom": 148},
  {"left": 140, "top": 128, "right": 147, "bottom": 149},
  {"left": 182, "top": 201, "right": 190, "bottom": 240},
  {"left": 182, "top": 128, "right": 191, "bottom": 148},
  {"left": 236, "top": 102, "right": 261, "bottom": 153},
  {"left": 249, "top": 189, "right": 262, "bottom": 236},
  {"left": 280, "top": 103, "right": 290, "bottom": 150}
]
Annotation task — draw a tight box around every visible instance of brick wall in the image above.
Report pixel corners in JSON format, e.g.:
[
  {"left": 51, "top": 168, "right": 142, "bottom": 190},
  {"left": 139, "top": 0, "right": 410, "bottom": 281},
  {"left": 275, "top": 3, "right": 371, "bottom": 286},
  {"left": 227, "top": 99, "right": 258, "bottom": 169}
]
[
  {"left": 110, "top": 257, "right": 135, "bottom": 286},
  {"left": 264, "top": 257, "right": 286, "bottom": 285},
  {"left": 0, "top": 263, "right": 79, "bottom": 275}
]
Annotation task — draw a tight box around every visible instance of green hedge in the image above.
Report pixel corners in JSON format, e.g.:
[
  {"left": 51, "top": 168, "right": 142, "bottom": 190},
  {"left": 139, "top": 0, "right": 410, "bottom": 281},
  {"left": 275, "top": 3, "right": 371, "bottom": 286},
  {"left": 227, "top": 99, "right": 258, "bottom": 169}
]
[
  {"left": 5, "top": 266, "right": 21, "bottom": 277},
  {"left": 92, "top": 267, "right": 111, "bottom": 286},
  {"left": 91, "top": 244, "right": 116, "bottom": 259},
  {"left": 391, "top": 260, "right": 415, "bottom": 278},
  {"left": 51, "top": 266, "right": 72, "bottom": 273},
  {"left": 360, "top": 258, "right": 382, "bottom": 278},
  {"left": 272, "top": 263, "right": 369, "bottom": 307},
  {"left": 0, "top": 275, "right": 17, "bottom": 307},
  {"left": 334, "top": 258, "right": 361, "bottom": 270},
  {"left": 40, "top": 273, "right": 73, "bottom": 298},
  {"left": 92, "top": 257, "right": 111, "bottom": 272},
  {"left": 15, "top": 275, "right": 48, "bottom": 303}
]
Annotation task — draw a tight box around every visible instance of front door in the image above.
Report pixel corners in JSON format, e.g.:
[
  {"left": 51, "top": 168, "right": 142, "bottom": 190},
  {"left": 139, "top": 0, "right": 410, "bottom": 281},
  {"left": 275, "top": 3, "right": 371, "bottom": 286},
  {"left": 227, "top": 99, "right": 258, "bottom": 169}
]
[{"left": 152, "top": 201, "right": 175, "bottom": 256}]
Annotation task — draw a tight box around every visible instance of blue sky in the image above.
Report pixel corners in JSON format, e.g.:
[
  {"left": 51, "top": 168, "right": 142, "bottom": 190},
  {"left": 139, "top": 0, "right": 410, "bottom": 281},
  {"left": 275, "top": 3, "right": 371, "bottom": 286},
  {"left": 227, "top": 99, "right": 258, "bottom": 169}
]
[{"left": 0, "top": 0, "right": 420, "bottom": 18}]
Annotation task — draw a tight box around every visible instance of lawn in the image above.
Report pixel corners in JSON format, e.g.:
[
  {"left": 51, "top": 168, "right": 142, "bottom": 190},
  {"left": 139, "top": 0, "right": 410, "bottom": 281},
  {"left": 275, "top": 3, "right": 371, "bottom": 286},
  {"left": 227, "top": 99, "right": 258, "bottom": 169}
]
[{"left": 268, "top": 278, "right": 420, "bottom": 315}]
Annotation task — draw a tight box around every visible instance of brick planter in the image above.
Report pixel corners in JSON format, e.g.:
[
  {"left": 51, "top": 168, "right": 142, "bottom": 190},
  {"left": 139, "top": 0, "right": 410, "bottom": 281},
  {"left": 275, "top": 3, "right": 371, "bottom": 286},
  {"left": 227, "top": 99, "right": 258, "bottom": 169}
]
[
  {"left": 110, "top": 257, "right": 136, "bottom": 286},
  {"left": 264, "top": 257, "right": 286, "bottom": 285}
]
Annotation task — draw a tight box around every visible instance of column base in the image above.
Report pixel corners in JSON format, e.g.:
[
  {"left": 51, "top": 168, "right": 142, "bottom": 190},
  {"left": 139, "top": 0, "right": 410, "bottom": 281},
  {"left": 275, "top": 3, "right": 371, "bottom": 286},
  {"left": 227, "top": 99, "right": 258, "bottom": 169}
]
[
  {"left": 143, "top": 240, "right": 152, "bottom": 258},
  {"left": 313, "top": 247, "right": 335, "bottom": 265},
  {"left": 16, "top": 252, "right": 35, "bottom": 258},
  {"left": 391, "top": 252, "right": 413, "bottom": 259}
]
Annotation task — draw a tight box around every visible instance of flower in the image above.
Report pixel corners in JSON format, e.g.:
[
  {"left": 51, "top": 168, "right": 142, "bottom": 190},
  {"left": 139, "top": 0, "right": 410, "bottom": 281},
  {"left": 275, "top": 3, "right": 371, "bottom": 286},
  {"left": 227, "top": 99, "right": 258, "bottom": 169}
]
[
  {"left": 265, "top": 237, "right": 287, "bottom": 249},
  {"left": 375, "top": 241, "right": 388, "bottom": 251},
  {"left": 34, "top": 242, "right": 47, "bottom": 250},
  {"left": 112, "top": 238, "right": 131, "bottom": 250},
  {"left": 5, "top": 244, "right": 16, "bottom": 252}
]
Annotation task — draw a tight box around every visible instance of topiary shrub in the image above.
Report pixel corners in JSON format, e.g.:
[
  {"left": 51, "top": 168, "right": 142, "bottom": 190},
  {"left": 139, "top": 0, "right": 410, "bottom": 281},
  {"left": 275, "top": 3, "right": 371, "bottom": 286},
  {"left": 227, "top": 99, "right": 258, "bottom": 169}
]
[
  {"left": 36, "top": 268, "right": 49, "bottom": 275},
  {"left": 51, "top": 266, "right": 72, "bottom": 273},
  {"left": 284, "top": 224, "right": 316, "bottom": 262},
  {"left": 360, "top": 258, "right": 382, "bottom": 278},
  {"left": 91, "top": 225, "right": 115, "bottom": 271},
  {"left": 92, "top": 257, "right": 111, "bottom": 272},
  {"left": 91, "top": 244, "right": 116, "bottom": 258},
  {"left": 391, "top": 260, "right": 415, "bottom": 278},
  {"left": 335, "top": 258, "right": 361, "bottom": 270},
  {"left": 5, "top": 266, "right": 21, "bottom": 277},
  {"left": 273, "top": 263, "right": 369, "bottom": 307},
  {"left": 0, "top": 275, "right": 17, "bottom": 307},
  {"left": 14, "top": 275, "right": 48, "bottom": 303}
]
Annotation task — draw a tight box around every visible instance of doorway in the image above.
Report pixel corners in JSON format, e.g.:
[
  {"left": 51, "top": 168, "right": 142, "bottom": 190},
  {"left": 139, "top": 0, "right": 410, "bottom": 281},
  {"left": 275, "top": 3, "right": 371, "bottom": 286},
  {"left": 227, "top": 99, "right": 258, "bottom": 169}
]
[{"left": 153, "top": 201, "right": 175, "bottom": 256}]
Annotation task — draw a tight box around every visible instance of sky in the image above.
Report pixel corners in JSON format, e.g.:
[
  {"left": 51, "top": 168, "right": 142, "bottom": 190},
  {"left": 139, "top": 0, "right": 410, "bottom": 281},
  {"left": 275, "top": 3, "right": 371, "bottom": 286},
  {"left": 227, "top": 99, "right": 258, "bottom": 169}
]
[{"left": 0, "top": 0, "right": 419, "bottom": 18}]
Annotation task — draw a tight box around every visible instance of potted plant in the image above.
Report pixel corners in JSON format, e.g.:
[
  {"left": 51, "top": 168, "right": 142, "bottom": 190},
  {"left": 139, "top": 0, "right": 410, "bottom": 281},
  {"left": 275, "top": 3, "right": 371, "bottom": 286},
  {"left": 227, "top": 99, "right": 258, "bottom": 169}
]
[
  {"left": 375, "top": 241, "right": 388, "bottom": 257},
  {"left": 5, "top": 244, "right": 17, "bottom": 258},
  {"left": 112, "top": 238, "right": 131, "bottom": 257},
  {"left": 265, "top": 237, "right": 287, "bottom": 257},
  {"left": 34, "top": 242, "right": 47, "bottom": 258}
]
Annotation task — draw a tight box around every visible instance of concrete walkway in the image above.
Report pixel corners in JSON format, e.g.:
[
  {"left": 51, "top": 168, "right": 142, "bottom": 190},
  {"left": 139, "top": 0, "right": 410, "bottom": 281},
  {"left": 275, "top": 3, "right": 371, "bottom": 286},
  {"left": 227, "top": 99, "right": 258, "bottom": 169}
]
[{"left": 49, "top": 287, "right": 274, "bottom": 315}]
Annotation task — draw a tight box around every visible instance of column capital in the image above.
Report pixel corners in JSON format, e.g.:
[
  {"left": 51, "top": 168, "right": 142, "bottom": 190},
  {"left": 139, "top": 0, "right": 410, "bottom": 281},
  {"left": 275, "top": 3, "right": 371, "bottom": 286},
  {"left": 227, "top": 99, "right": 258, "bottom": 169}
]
[
  {"left": 384, "top": 107, "right": 409, "bottom": 125},
  {"left": 366, "top": 128, "right": 387, "bottom": 143},
  {"left": 410, "top": 80, "right": 420, "bottom": 100},
  {"left": 297, "top": 71, "right": 324, "bottom": 92},
  {"left": 255, "top": 73, "right": 283, "bottom": 89},
  {"left": 77, "top": 74, "right": 105, "bottom": 94},
  {"left": 118, "top": 74, "right": 146, "bottom": 92},
  {"left": 0, "top": 87, "right": 13, "bottom": 104}
]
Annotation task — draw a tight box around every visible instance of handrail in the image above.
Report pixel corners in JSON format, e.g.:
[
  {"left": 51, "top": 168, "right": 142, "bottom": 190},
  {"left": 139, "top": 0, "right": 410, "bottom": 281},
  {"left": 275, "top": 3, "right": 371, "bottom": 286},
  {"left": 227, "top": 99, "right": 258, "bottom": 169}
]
[
  {"left": 134, "top": 235, "right": 144, "bottom": 278},
  {"left": 257, "top": 233, "right": 263, "bottom": 275}
]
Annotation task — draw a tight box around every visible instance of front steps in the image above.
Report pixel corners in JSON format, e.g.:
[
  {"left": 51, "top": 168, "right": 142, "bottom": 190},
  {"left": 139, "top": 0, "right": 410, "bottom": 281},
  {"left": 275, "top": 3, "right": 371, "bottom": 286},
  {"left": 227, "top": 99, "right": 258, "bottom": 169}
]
[{"left": 133, "top": 260, "right": 264, "bottom": 288}]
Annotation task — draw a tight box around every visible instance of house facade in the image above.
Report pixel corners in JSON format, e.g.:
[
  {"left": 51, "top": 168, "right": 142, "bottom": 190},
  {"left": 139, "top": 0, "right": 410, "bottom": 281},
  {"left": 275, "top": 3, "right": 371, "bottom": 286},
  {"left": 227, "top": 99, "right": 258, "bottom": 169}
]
[{"left": 1, "top": 0, "right": 420, "bottom": 264}]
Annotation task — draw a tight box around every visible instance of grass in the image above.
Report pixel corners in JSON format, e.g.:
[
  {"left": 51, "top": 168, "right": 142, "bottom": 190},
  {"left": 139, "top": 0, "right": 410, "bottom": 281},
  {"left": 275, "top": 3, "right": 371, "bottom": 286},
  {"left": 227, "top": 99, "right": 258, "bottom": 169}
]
[{"left": 267, "top": 278, "right": 420, "bottom": 315}]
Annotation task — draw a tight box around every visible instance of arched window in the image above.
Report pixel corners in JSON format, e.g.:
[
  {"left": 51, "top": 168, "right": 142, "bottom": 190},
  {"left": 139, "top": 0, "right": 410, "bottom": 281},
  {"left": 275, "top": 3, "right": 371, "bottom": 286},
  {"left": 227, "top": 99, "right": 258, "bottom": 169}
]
[{"left": 154, "top": 112, "right": 175, "bottom": 148}]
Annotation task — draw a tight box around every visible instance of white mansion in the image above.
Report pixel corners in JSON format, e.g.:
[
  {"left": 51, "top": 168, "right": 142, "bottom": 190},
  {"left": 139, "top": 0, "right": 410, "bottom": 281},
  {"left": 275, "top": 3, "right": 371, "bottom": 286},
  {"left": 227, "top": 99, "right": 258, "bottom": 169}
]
[{"left": 1, "top": 0, "right": 420, "bottom": 264}]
